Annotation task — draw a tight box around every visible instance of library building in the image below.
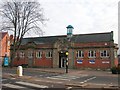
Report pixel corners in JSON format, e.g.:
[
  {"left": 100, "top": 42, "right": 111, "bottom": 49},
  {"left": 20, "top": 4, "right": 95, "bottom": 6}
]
[{"left": 12, "top": 25, "right": 118, "bottom": 69}]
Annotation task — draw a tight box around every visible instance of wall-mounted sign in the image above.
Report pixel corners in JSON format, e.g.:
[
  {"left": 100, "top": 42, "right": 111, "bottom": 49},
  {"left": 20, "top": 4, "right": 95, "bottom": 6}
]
[
  {"left": 77, "top": 60, "right": 83, "bottom": 64},
  {"left": 102, "top": 61, "right": 110, "bottom": 64},
  {"left": 89, "top": 60, "right": 95, "bottom": 64},
  {"left": 4, "top": 57, "right": 9, "bottom": 66}
]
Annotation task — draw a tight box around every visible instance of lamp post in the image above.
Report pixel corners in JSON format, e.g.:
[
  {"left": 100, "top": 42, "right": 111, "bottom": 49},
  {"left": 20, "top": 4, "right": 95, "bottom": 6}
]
[{"left": 65, "top": 25, "right": 74, "bottom": 73}]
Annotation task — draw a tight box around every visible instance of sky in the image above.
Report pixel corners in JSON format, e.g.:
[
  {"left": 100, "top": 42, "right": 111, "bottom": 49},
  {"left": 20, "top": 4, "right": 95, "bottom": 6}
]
[
  {"left": 36, "top": 0, "right": 118, "bottom": 43},
  {"left": 0, "top": 0, "right": 119, "bottom": 44}
]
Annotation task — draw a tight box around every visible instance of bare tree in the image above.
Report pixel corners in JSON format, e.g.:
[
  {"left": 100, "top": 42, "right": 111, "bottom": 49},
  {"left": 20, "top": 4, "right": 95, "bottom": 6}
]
[{"left": 0, "top": 0, "right": 46, "bottom": 67}]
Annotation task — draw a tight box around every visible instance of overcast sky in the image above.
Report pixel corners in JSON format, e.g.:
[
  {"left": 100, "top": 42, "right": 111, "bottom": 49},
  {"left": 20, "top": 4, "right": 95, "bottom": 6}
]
[
  {"left": 1, "top": 0, "right": 119, "bottom": 43},
  {"left": 36, "top": 0, "right": 118, "bottom": 43}
]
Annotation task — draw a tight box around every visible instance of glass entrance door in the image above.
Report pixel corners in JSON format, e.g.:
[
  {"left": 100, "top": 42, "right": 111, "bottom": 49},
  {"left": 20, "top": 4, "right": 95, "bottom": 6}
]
[{"left": 59, "top": 52, "right": 66, "bottom": 68}]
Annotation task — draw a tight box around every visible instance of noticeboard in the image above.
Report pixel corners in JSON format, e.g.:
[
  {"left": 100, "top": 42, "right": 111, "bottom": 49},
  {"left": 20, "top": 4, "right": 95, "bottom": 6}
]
[
  {"left": 4, "top": 57, "right": 9, "bottom": 66},
  {"left": 77, "top": 60, "right": 83, "bottom": 64},
  {"left": 89, "top": 60, "right": 95, "bottom": 64}
]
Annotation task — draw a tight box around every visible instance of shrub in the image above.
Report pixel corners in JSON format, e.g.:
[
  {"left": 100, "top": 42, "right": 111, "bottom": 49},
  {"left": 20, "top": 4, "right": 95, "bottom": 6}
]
[{"left": 111, "top": 66, "right": 118, "bottom": 74}]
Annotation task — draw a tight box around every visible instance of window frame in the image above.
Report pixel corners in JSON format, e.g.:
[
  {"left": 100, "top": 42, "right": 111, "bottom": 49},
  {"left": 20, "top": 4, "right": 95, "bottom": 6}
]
[
  {"left": 77, "top": 50, "right": 84, "bottom": 58},
  {"left": 88, "top": 50, "right": 96, "bottom": 58},
  {"left": 36, "top": 51, "right": 42, "bottom": 58},
  {"left": 28, "top": 51, "right": 33, "bottom": 58},
  {"left": 46, "top": 51, "right": 52, "bottom": 58},
  {"left": 100, "top": 50, "right": 109, "bottom": 58},
  {"left": 19, "top": 51, "right": 25, "bottom": 58}
]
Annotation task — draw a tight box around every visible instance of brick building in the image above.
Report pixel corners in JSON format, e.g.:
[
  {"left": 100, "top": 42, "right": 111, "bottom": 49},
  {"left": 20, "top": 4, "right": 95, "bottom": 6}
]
[
  {"left": 0, "top": 32, "right": 10, "bottom": 60},
  {"left": 12, "top": 29, "right": 118, "bottom": 69}
]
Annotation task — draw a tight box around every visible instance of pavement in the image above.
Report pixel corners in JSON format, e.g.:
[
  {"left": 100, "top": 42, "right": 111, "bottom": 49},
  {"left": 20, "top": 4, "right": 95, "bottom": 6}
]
[{"left": 2, "top": 67, "right": 120, "bottom": 89}]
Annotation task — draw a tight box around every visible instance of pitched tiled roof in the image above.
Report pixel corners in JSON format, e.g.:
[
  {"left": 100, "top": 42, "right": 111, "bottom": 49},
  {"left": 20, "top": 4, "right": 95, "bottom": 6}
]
[
  {"left": 72, "top": 31, "right": 113, "bottom": 43},
  {"left": 21, "top": 31, "right": 113, "bottom": 45}
]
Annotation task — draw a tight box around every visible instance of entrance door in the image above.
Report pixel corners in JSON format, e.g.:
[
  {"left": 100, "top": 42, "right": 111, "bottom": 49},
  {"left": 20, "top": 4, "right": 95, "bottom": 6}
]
[
  {"left": 28, "top": 50, "right": 33, "bottom": 67},
  {"left": 59, "top": 52, "right": 66, "bottom": 68}
]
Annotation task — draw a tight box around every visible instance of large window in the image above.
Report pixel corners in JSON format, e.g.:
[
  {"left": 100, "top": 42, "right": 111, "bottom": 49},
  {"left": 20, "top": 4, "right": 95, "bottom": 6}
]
[
  {"left": 20, "top": 51, "right": 25, "bottom": 58},
  {"left": 46, "top": 51, "right": 52, "bottom": 58},
  {"left": 114, "top": 51, "right": 117, "bottom": 58},
  {"left": 36, "top": 51, "right": 42, "bottom": 58},
  {"left": 77, "top": 50, "right": 84, "bottom": 58},
  {"left": 88, "top": 50, "right": 96, "bottom": 58},
  {"left": 15, "top": 52, "right": 18, "bottom": 58},
  {"left": 28, "top": 51, "right": 33, "bottom": 58},
  {"left": 100, "top": 50, "right": 109, "bottom": 58}
]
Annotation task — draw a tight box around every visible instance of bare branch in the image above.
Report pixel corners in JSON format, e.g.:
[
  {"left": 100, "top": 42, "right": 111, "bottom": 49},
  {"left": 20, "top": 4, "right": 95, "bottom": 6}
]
[{"left": 0, "top": 1, "right": 47, "bottom": 67}]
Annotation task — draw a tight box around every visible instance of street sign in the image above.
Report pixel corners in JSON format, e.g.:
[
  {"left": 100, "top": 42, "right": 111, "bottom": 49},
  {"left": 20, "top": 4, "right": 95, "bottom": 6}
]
[
  {"left": 77, "top": 60, "right": 83, "bottom": 64},
  {"left": 4, "top": 57, "right": 9, "bottom": 66},
  {"left": 89, "top": 60, "right": 95, "bottom": 64},
  {"left": 102, "top": 61, "right": 110, "bottom": 64}
]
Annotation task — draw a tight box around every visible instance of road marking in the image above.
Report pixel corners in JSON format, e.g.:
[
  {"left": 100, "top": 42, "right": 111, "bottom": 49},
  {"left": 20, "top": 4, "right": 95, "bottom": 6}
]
[
  {"left": 2, "top": 83, "right": 27, "bottom": 89},
  {"left": 11, "top": 78, "right": 16, "bottom": 80},
  {"left": 81, "top": 77, "right": 96, "bottom": 83},
  {"left": 39, "top": 75, "right": 43, "bottom": 76},
  {"left": 47, "top": 77, "right": 69, "bottom": 80},
  {"left": 16, "top": 81, "right": 48, "bottom": 88},
  {"left": 47, "top": 75, "right": 79, "bottom": 81},
  {"left": 35, "top": 79, "right": 63, "bottom": 84},
  {"left": 2, "top": 79, "right": 7, "bottom": 81},
  {"left": 66, "top": 87, "right": 72, "bottom": 90},
  {"left": 84, "top": 76, "right": 96, "bottom": 82}
]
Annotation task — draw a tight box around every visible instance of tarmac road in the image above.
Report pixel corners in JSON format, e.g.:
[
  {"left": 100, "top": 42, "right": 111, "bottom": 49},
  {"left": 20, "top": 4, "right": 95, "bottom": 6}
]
[{"left": 2, "top": 67, "right": 119, "bottom": 89}]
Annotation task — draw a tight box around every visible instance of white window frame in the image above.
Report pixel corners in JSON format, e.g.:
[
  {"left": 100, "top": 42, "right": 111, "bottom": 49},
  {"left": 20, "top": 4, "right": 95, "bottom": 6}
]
[
  {"left": 114, "top": 51, "right": 117, "bottom": 58},
  {"left": 46, "top": 51, "right": 52, "bottom": 58},
  {"left": 36, "top": 51, "right": 42, "bottom": 58},
  {"left": 28, "top": 51, "right": 33, "bottom": 58},
  {"left": 20, "top": 51, "right": 25, "bottom": 58},
  {"left": 100, "top": 50, "right": 109, "bottom": 58},
  {"left": 77, "top": 50, "right": 84, "bottom": 58},
  {"left": 8, "top": 41, "right": 10, "bottom": 46},
  {"left": 15, "top": 52, "right": 18, "bottom": 58},
  {"left": 88, "top": 50, "right": 96, "bottom": 58}
]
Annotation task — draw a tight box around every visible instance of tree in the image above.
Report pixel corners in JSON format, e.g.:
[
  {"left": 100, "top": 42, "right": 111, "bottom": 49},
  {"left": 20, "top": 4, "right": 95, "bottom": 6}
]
[{"left": 0, "top": 0, "right": 46, "bottom": 67}]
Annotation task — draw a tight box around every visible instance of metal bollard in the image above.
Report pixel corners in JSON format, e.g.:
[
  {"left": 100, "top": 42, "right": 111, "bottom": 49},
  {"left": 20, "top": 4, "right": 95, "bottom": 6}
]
[{"left": 17, "top": 66, "right": 23, "bottom": 76}]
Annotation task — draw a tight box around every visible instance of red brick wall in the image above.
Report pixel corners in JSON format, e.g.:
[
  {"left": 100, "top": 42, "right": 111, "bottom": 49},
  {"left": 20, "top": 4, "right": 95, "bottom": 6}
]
[
  {"left": 34, "top": 52, "right": 53, "bottom": 67},
  {"left": 1, "top": 33, "right": 10, "bottom": 57},
  {"left": 13, "top": 51, "right": 53, "bottom": 67},
  {"left": 12, "top": 41, "right": 117, "bottom": 69},
  {"left": 73, "top": 42, "right": 114, "bottom": 69},
  {"left": 75, "top": 42, "right": 110, "bottom": 47},
  {"left": 75, "top": 59, "right": 111, "bottom": 69}
]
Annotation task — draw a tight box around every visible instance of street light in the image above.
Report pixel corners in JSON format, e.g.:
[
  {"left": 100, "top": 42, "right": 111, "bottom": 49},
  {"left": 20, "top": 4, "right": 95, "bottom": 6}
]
[{"left": 65, "top": 25, "right": 74, "bottom": 73}]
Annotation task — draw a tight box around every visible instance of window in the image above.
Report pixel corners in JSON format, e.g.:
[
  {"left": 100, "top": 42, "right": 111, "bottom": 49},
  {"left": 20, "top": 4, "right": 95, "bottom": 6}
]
[
  {"left": 88, "top": 50, "right": 96, "bottom": 58},
  {"left": 36, "top": 51, "right": 42, "bottom": 58},
  {"left": 15, "top": 52, "right": 18, "bottom": 58},
  {"left": 8, "top": 41, "right": 10, "bottom": 46},
  {"left": 20, "top": 52, "right": 25, "bottom": 58},
  {"left": 100, "top": 50, "right": 109, "bottom": 58},
  {"left": 28, "top": 51, "right": 33, "bottom": 58},
  {"left": 77, "top": 50, "right": 84, "bottom": 58},
  {"left": 46, "top": 51, "right": 52, "bottom": 58},
  {"left": 114, "top": 51, "right": 117, "bottom": 58}
]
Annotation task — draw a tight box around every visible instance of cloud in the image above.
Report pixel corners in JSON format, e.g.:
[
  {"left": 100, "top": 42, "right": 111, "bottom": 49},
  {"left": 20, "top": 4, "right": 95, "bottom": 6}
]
[{"left": 38, "top": 0, "right": 119, "bottom": 43}]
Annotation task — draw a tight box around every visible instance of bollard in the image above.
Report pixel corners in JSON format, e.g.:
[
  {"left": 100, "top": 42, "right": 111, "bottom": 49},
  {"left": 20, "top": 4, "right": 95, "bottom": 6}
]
[{"left": 17, "top": 66, "right": 23, "bottom": 76}]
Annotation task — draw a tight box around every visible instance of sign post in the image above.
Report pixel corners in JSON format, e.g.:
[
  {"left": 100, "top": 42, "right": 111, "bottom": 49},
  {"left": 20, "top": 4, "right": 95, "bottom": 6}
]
[{"left": 66, "top": 52, "right": 69, "bottom": 73}]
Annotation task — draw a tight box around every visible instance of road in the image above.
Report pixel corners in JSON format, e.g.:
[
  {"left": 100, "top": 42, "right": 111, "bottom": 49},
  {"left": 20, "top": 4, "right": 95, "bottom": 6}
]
[
  {"left": 2, "top": 67, "right": 119, "bottom": 90},
  {"left": 2, "top": 77, "right": 67, "bottom": 90}
]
